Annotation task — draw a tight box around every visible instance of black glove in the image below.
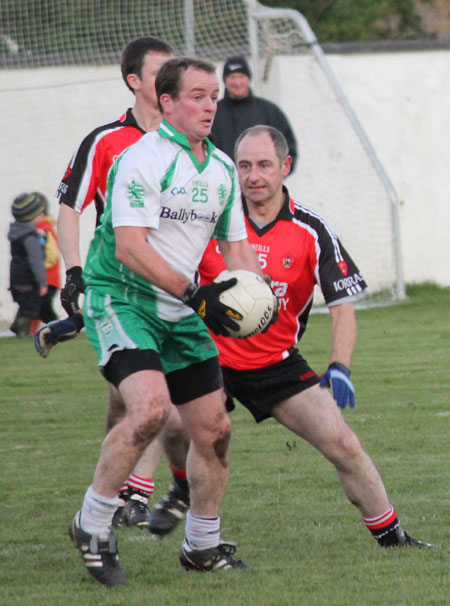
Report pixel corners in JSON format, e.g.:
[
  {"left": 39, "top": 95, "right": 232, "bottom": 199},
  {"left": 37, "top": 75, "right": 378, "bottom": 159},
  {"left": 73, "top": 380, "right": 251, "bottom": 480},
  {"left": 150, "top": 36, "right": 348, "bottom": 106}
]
[
  {"left": 181, "top": 280, "right": 242, "bottom": 337},
  {"left": 262, "top": 274, "right": 280, "bottom": 333},
  {"left": 60, "top": 266, "right": 85, "bottom": 315}
]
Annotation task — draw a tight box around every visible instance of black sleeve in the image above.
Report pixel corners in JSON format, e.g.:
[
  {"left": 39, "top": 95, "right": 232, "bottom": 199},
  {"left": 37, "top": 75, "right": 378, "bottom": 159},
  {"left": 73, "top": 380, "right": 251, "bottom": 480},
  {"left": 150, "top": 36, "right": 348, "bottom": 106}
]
[
  {"left": 317, "top": 229, "right": 367, "bottom": 305},
  {"left": 294, "top": 205, "right": 367, "bottom": 304}
]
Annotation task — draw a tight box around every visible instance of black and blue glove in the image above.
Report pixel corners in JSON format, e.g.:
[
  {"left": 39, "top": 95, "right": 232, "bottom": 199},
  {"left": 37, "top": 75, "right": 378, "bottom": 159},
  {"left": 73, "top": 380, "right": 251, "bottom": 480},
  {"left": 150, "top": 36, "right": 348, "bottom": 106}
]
[{"left": 319, "top": 362, "right": 355, "bottom": 409}]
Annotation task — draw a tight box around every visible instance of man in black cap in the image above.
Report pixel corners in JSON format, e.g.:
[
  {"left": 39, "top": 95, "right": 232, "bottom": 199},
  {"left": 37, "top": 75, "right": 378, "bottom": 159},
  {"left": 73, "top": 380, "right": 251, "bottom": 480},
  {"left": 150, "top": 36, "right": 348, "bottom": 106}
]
[{"left": 210, "top": 55, "right": 298, "bottom": 170}]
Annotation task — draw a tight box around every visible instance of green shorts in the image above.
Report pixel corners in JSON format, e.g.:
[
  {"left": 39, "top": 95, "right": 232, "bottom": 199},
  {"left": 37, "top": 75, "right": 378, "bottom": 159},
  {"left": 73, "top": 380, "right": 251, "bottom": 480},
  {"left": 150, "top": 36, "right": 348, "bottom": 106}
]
[{"left": 83, "top": 288, "right": 218, "bottom": 374}]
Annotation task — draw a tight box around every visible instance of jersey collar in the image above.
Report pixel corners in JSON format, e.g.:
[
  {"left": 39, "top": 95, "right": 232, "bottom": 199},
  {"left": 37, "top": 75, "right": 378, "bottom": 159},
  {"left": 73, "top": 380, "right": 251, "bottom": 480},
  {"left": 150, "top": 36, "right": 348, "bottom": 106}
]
[
  {"left": 242, "top": 186, "right": 294, "bottom": 236},
  {"left": 243, "top": 185, "right": 294, "bottom": 221},
  {"left": 279, "top": 186, "right": 296, "bottom": 219},
  {"left": 120, "top": 108, "right": 146, "bottom": 133},
  {"left": 158, "top": 120, "right": 214, "bottom": 172}
]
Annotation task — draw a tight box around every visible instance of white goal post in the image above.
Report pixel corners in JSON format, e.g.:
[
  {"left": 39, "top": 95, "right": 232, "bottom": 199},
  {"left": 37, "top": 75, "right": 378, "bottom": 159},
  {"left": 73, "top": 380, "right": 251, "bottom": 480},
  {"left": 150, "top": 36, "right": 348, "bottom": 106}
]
[
  {"left": 0, "top": 0, "right": 405, "bottom": 323},
  {"left": 246, "top": 2, "right": 406, "bottom": 305}
]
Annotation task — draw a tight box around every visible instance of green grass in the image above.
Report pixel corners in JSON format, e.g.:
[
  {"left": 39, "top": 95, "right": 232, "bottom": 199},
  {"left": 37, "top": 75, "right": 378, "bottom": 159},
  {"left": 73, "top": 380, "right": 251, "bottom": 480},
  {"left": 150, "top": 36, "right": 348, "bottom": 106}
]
[{"left": 0, "top": 283, "right": 449, "bottom": 605}]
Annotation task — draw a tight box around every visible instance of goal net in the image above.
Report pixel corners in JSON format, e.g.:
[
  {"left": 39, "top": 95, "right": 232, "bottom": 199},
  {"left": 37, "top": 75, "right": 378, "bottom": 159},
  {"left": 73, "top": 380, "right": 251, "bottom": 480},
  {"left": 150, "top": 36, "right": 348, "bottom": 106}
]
[{"left": 0, "top": 0, "right": 404, "bottom": 322}]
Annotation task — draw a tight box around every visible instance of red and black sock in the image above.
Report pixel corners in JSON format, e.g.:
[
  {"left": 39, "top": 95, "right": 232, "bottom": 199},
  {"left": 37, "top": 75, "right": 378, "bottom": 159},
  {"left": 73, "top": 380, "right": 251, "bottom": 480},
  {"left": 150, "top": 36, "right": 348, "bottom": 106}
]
[
  {"left": 127, "top": 475, "right": 155, "bottom": 502},
  {"left": 363, "top": 505, "right": 402, "bottom": 547},
  {"left": 170, "top": 464, "right": 189, "bottom": 494}
]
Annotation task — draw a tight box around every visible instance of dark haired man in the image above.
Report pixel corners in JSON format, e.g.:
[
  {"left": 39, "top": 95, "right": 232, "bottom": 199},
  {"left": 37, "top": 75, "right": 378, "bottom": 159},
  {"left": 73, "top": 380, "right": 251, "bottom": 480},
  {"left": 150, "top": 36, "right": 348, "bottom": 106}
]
[
  {"left": 68, "top": 57, "right": 270, "bottom": 586},
  {"left": 57, "top": 36, "right": 174, "bottom": 306}
]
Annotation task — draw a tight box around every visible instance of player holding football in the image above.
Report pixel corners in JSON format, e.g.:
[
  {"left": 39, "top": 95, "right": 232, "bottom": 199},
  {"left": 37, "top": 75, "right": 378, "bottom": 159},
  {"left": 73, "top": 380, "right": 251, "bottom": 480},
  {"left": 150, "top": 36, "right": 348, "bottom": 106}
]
[
  {"left": 36, "top": 37, "right": 194, "bottom": 531},
  {"left": 197, "top": 125, "right": 433, "bottom": 550},
  {"left": 68, "top": 57, "right": 270, "bottom": 586}
]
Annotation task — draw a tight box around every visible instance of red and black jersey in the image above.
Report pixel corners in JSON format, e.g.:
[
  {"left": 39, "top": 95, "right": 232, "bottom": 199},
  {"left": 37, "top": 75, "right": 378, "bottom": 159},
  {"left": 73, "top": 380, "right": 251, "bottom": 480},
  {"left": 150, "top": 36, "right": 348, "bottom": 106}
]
[
  {"left": 198, "top": 186, "right": 367, "bottom": 370},
  {"left": 56, "top": 108, "right": 145, "bottom": 226}
]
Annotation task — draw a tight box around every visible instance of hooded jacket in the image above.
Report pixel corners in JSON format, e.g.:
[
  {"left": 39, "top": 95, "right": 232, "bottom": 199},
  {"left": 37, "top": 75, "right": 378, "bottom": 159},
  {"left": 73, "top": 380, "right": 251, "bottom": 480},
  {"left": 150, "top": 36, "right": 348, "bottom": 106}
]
[
  {"left": 210, "top": 89, "right": 298, "bottom": 171},
  {"left": 8, "top": 221, "right": 47, "bottom": 289}
]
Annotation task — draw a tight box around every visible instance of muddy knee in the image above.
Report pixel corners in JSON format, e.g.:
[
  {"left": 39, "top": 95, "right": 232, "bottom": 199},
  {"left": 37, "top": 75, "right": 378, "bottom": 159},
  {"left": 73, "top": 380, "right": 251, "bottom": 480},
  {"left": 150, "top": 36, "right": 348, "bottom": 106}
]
[
  {"left": 132, "top": 407, "right": 168, "bottom": 447},
  {"left": 213, "top": 417, "right": 231, "bottom": 463}
]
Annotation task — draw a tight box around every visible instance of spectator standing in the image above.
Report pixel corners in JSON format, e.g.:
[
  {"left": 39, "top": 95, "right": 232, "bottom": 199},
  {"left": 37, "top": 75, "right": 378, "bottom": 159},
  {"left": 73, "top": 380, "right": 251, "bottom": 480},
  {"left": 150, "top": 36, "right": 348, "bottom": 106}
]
[
  {"left": 8, "top": 193, "right": 48, "bottom": 338},
  {"left": 210, "top": 55, "right": 298, "bottom": 170}
]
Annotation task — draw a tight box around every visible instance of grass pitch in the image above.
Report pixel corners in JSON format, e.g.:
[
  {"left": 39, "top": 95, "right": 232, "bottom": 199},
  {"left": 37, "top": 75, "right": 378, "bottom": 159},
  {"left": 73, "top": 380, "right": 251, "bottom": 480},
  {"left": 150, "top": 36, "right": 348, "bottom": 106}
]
[{"left": 0, "top": 284, "right": 449, "bottom": 605}]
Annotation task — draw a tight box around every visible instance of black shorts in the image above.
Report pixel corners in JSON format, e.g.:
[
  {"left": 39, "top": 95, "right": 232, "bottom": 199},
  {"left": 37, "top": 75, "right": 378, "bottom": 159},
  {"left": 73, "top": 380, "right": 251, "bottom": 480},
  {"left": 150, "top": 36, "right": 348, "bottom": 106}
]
[
  {"left": 103, "top": 349, "right": 223, "bottom": 405},
  {"left": 222, "top": 348, "right": 320, "bottom": 423}
]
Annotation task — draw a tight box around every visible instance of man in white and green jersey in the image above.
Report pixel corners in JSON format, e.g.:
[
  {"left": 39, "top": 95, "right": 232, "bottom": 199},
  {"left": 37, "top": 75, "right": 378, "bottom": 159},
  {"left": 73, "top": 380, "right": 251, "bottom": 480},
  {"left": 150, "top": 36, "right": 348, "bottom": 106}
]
[
  {"left": 69, "top": 57, "right": 270, "bottom": 586},
  {"left": 83, "top": 121, "right": 248, "bottom": 333}
]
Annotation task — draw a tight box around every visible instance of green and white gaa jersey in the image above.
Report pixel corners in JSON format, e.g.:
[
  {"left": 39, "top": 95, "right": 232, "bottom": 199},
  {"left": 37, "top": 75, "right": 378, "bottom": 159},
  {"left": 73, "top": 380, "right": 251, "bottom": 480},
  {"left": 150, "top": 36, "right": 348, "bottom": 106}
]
[{"left": 83, "top": 120, "right": 247, "bottom": 322}]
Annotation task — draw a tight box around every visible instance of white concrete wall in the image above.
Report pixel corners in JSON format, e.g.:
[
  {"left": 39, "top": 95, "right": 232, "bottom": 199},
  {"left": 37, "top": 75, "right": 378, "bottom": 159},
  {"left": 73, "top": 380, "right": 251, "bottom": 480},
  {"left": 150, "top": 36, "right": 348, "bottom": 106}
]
[
  {"left": 0, "top": 50, "right": 449, "bottom": 324},
  {"left": 0, "top": 66, "right": 134, "bottom": 324},
  {"left": 326, "top": 50, "right": 450, "bottom": 288},
  {"left": 258, "top": 49, "right": 450, "bottom": 292}
]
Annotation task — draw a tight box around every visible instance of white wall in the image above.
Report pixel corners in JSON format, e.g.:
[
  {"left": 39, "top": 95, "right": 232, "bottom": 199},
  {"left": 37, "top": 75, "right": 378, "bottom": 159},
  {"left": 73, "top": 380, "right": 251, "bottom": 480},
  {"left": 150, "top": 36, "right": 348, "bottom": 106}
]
[
  {"left": 0, "top": 66, "right": 134, "bottom": 324},
  {"left": 326, "top": 50, "right": 450, "bottom": 288},
  {"left": 1, "top": 50, "right": 449, "bottom": 324},
  {"left": 258, "top": 49, "right": 450, "bottom": 291}
]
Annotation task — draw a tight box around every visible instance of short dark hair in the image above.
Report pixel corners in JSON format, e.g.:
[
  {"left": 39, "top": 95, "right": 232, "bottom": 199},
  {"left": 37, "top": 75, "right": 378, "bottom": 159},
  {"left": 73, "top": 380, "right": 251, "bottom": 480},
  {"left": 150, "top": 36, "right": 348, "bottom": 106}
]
[
  {"left": 155, "top": 56, "right": 216, "bottom": 112},
  {"left": 121, "top": 36, "right": 174, "bottom": 93},
  {"left": 234, "top": 125, "right": 289, "bottom": 164}
]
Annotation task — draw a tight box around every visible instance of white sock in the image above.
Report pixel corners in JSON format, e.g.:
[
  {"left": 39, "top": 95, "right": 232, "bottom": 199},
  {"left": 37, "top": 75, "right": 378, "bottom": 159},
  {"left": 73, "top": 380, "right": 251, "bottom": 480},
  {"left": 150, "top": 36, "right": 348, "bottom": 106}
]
[
  {"left": 185, "top": 510, "right": 220, "bottom": 550},
  {"left": 80, "top": 485, "right": 120, "bottom": 535}
]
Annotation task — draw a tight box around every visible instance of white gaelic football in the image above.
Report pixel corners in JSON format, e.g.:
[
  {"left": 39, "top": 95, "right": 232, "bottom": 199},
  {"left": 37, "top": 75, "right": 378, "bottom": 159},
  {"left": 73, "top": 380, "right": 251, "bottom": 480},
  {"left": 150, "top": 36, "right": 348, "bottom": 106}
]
[{"left": 214, "top": 269, "right": 275, "bottom": 338}]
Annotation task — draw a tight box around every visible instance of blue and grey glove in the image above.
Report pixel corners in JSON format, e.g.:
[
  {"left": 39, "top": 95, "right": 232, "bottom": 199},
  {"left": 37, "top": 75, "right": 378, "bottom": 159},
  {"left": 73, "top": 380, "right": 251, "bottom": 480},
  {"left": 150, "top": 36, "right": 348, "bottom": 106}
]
[
  {"left": 35, "top": 313, "right": 84, "bottom": 358},
  {"left": 319, "top": 362, "right": 355, "bottom": 409}
]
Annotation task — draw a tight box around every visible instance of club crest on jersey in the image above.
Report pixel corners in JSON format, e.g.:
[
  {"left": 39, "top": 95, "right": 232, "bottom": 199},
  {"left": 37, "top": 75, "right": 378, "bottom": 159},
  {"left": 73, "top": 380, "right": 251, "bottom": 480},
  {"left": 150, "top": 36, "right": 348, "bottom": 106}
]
[
  {"left": 282, "top": 257, "right": 292, "bottom": 269},
  {"left": 217, "top": 184, "right": 227, "bottom": 205},
  {"left": 337, "top": 261, "right": 348, "bottom": 276},
  {"left": 127, "top": 180, "right": 145, "bottom": 207}
]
